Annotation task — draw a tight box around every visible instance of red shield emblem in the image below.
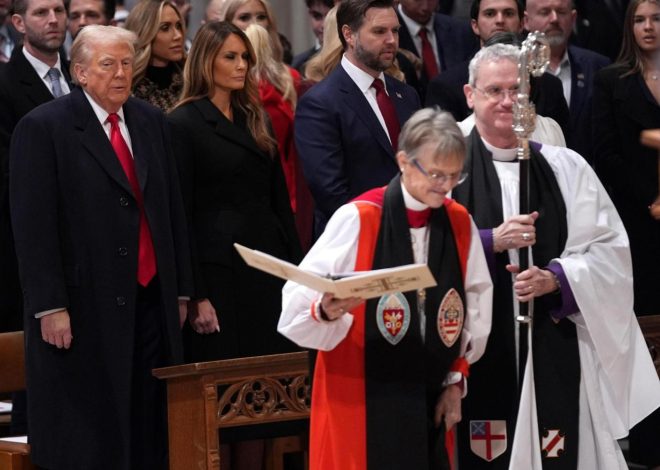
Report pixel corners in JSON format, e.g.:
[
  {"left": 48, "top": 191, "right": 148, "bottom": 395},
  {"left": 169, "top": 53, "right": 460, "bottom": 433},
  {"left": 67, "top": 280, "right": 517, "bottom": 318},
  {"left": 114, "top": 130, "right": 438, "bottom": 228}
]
[{"left": 376, "top": 292, "right": 410, "bottom": 345}]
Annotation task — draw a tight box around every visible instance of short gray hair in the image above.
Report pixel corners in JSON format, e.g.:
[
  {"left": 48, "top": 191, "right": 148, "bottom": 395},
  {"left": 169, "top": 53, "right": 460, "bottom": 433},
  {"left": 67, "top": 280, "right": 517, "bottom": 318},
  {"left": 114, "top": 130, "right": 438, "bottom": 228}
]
[
  {"left": 398, "top": 108, "right": 465, "bottom": 162},
  {"left": 468, "top": 43, "right": 519, "bottom": 86},
  {"left": 70, "top": 25, "right": 137, "bottom": 85}
]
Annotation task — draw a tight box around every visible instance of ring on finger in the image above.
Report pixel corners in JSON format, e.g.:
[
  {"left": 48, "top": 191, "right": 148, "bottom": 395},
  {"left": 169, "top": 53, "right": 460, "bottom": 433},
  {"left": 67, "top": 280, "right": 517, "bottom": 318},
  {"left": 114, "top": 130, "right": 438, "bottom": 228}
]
[{"left": 522, "top": 232, "right": 531, "bottom": 241}]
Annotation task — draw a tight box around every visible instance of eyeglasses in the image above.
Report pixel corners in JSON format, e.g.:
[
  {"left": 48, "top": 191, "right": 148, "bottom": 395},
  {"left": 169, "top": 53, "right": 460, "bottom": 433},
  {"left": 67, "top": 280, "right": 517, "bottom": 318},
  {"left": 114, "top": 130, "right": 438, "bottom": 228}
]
[
  {"left": 474, "top": 85, "right": 520, "bottom": 102},
  {"left": 410, "top": 159, "right": 468, "bottom": 186}
]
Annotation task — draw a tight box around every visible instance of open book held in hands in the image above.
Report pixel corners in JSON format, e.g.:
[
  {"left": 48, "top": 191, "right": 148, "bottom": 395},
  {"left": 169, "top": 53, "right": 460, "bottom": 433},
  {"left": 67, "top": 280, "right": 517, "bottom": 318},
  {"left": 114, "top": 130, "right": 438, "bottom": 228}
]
[{"left": 234, "top": 243, "right": 437, "bottom": 300}]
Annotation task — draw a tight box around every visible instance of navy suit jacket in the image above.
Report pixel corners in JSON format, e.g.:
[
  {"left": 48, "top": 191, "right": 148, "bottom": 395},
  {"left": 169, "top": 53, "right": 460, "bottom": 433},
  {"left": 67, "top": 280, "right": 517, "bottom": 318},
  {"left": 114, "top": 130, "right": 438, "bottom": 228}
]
[
  {"left": 295, "top": 64, "right": 420, "bottom": 234},
  {"left": 397, "top": 12, "right": 478, "bottom": 97},
  {"left": 566, "top": 45, "right": 610, "bottom": 163}
]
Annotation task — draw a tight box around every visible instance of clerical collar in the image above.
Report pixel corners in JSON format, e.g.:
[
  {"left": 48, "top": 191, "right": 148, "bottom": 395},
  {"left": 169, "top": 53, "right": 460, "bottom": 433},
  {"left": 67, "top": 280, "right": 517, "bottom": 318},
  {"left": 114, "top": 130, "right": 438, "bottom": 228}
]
[
  {"left": 481, "top": 137, "right": 517, "bottom": 162},
  {"left": 401, "top": 182, "right": 428, "bottom": 210}
]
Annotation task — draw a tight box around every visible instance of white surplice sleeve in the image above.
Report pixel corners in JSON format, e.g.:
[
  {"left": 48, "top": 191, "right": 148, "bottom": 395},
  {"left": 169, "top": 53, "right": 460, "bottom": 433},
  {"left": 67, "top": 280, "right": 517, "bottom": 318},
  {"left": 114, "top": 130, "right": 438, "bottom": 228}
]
[
  {"left": 278, "top": 203, "right": 362, "bottom": 351},
  {"left": 461, "top": 218, "right": 494, "bottom": 365},
  {"left": 542, "top": 144, "right": 660, "bottom": 438}
]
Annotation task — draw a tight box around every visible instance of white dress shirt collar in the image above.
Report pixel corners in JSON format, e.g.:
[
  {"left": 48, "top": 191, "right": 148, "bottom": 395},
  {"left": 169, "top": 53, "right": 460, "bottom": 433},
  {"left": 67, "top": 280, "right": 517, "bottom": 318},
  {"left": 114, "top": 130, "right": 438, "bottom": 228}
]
[
  {"left": 22, "top": 46, "right": 64, "bottom": 81},
  {"left": 341, "top": 54, "right": 389, "bottom": 94}
]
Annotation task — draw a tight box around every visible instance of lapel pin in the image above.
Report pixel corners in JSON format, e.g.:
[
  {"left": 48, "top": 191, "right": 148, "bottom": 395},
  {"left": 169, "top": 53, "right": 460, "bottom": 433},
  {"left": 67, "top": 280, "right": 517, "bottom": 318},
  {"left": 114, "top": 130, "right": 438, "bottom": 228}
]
[{"left": 396, "top": 92, "right": 402, "bottom": 99}]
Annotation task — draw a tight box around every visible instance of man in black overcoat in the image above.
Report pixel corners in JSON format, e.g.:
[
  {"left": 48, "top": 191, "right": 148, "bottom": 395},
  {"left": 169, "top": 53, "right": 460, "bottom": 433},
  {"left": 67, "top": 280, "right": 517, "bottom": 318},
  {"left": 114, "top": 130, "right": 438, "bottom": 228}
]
[{"left": 10, "top": 25, "right": 192, "bottom": 470}]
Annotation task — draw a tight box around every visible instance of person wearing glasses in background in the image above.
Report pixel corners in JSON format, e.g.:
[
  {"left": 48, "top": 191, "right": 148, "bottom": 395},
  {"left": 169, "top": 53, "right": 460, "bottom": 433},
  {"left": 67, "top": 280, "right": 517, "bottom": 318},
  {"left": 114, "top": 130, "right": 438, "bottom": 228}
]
[
  {"left": 450, "top": 42, "right": 660, "bottom": 469},
  {"left": 279, "top": 108, "right": 493, "bottom": 470}
]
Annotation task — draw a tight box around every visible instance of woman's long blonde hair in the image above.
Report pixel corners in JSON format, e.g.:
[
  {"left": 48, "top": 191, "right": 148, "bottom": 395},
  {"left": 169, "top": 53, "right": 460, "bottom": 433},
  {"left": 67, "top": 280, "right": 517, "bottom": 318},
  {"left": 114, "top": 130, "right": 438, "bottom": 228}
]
[
  {"left": 217, "top": 0, "right": 284, "bottom": 63},
  {"left": 125, "top": 0, "right": 186, "bottom": 85},
  {"left": 175, "top": 21, "right": 277, "bottom": 154},
  {"left": 245, "top": 24, "right": 296, "bottom": 109}
]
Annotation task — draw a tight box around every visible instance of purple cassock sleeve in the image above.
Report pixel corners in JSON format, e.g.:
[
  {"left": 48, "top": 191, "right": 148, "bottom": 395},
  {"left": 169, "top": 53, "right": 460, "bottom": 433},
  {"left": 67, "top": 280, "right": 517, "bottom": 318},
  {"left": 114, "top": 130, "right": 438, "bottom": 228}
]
[
  {"left": 546, "top": 262, "right": 579, "bottom": 320},
  {"left": 478, "top": 229, "right": 496, "bottom": 278},
  {"left": 478, "top": 229, "right": 578, "bottom": 320}
]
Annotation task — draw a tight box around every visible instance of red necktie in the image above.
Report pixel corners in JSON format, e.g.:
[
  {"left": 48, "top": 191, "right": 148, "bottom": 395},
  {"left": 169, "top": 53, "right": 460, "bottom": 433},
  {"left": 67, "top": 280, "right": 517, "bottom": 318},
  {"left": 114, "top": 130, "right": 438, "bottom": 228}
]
[
  {"left": 407, "top": 208, "right": 432, "bottom": 228},
  {"left": 418, "top": 28, "right": 439, "bottom": 78},
  {"left": 371, "top": 78, "right": 401, "bottom": 151},
  {"left": 107, "top": 113, "right": 157, "bottom": 287}
]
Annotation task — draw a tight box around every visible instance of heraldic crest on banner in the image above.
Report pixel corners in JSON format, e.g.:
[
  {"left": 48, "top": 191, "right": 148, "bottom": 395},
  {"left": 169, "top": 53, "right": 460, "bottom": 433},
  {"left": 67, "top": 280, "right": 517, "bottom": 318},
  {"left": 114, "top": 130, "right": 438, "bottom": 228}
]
[
  {"left": 437, "top": 288, "right": 464, "bottom": 347},
  {"left": 376, "top": 292, "right": 411, "bottom": 345}
]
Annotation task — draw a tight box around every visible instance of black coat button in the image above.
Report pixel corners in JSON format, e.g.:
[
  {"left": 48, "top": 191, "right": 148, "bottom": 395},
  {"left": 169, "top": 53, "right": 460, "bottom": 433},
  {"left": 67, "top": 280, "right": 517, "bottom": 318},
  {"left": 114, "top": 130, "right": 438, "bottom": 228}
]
[
  {"left": 118, "top": 247, "right": 128, "bottom": 256},
  {"left": 119, "top": 196, "right": 129, "bottom": 207},
  {"left": 116, "top": 296, "right": 126, "bottom": 306}
]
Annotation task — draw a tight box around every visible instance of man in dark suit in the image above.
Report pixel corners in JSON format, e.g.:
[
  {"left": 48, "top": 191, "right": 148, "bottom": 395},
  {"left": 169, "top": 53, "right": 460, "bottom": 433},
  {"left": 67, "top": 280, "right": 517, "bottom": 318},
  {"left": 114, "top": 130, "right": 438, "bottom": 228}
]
[
  {"left": 396, "top": 0, "right": 478, "bottom": 97},
  {"left": 574, "top": 0, "right": 628, "bottom": 62},
  {"left": 291, "top": 0, "right": 333, "bottom": 73},
  {"left": 425, "top": 0, "right": 570, "bottom": 137},
  {"left": 10, "top": 25, "right": 192, "bottom": 470},
  {"left": 295, "top": 0, "right": 421, "bottom": 235},
  {"left": 0, "top": 0, "right": 69, "bottom": 336},
  {"left": 0, "top": 0, "right": 21, "bottom": 61},
  {"left": 525, "top": 0, "right": 610, "bottom": 164}
]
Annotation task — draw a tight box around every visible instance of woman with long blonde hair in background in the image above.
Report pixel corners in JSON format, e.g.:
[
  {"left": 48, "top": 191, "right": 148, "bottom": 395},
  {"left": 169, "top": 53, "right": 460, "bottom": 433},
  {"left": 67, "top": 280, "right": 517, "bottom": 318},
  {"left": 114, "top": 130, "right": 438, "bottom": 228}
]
[
  {"left": 216, "top": 0, "right": 293, "bottom": 63},
  {"left": 245, "top": 23, "right": 315, "bottom": 251},
  {"left": 125, "top": 0, "right": 186, "bottom": 111}
]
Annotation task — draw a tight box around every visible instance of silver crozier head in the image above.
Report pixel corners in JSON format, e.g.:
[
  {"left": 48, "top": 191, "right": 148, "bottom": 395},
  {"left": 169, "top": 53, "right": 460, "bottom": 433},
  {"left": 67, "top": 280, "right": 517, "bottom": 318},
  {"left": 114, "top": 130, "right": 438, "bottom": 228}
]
[{"left": 512, "top": 32, "right": 550, "bottom": 152}]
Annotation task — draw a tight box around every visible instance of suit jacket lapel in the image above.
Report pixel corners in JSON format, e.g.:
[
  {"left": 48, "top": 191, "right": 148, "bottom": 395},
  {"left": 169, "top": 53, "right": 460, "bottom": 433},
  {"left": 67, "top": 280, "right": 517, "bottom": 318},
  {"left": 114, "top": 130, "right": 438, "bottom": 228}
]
[
  {"left": 568, "top": 47, "right": 587, "bottom": 115},
  {"left": 386, "top": 76, "right": 412, "bottom": 130},
  {"left": 72, "top": 88, "right": 134, "bottom": 196},
  {"left": 12, "top": 47, "right": 55, "bottom": 107},
  {"left": 432, "top": 16, "right": 448, "bottom": 71},
  {"left": 193, "top": 98, "right": 270, "bottom": 160},
  {"left": 123, "top": 98, "right": 151, "bottom": 193},
  {"left": 336, "top": 67, "right": 395, "bottom": 158}
]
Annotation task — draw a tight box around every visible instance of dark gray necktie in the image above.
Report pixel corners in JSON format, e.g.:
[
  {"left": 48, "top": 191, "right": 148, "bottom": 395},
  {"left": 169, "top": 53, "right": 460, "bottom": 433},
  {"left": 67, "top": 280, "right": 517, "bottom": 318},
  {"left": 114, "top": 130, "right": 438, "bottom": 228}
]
[{"left": 46, "top": 68, "right": 64, "bottom": 98}]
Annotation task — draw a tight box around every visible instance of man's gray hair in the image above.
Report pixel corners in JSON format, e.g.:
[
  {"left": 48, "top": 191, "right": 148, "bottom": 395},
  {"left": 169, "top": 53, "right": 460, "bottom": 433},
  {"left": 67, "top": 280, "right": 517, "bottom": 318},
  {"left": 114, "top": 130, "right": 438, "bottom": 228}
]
[
  {"left": 468, "top": 43, "right": 520, "bottom": 87},
  {"left": 70, "top": 25, "right": 137, "bottom": 85},
  {"left": 398, "top": 108, "right": 465, "bottom": 162}
]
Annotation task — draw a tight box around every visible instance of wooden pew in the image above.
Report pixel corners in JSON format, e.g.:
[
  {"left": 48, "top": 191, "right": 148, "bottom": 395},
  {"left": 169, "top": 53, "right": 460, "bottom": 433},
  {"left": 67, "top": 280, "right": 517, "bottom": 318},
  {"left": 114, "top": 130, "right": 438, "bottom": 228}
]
[
  {"left": 0, "top": 331, "right": 35, "bottom": 470},
  {"left": 153, "top": 351, "right": 311, "bottom": 470}
]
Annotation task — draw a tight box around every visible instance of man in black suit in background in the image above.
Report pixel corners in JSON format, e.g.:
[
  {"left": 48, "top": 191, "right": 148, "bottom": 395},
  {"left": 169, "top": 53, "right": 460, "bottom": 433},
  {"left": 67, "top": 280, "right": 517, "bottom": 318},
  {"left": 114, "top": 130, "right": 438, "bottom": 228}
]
[
  {"left": 292, "top": 0, "right": 334, "bottom": 73},
  {"left": 396, "top": 0, "right": 477, "bottom": 97},
  {"left": 524, "top": 0, "right": 610, "bottom": 163},
  {"left": 0, "top": 0, "right": 69, "bottom": 436},
  {"left": 0, "top": 0, "right": 69, "bottom": 333},
  {"left": 10, "top": 25, "right": 192, "bottom": 469}
]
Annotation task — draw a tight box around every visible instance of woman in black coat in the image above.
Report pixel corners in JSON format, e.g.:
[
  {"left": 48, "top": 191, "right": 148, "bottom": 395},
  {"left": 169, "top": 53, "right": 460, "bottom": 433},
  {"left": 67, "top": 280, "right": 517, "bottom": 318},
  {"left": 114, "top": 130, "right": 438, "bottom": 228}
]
[
  {"left": 592, "top": 0, "right": 660, "bottom": 467},
  {"left": 169, "top": 21, "right": 301, "bottom": 360},
  {"left": 168, "top": 21, "right": 302, "bottom": 470}
]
